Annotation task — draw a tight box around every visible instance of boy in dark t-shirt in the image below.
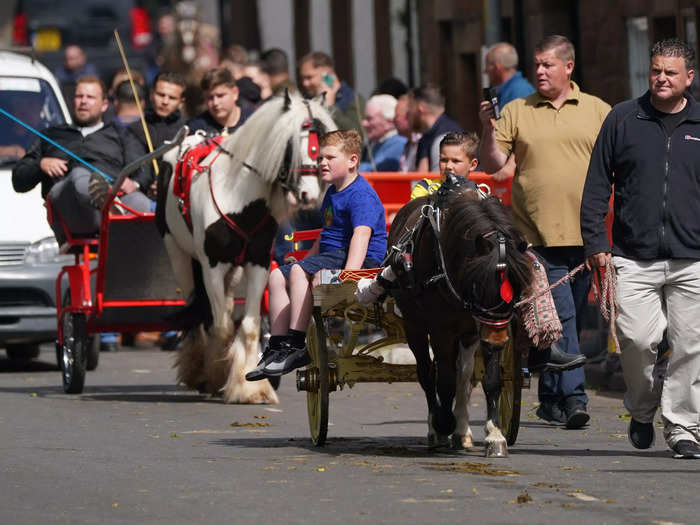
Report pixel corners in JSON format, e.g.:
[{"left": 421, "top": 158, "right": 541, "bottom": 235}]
[{"left": 246, "top": 130, "right": 387, "bottom": 380}]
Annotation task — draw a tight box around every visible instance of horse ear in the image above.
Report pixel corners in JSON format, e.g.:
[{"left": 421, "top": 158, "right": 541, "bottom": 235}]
[{"left": 283, "top": 88, "right": 292, "bottom": 111}]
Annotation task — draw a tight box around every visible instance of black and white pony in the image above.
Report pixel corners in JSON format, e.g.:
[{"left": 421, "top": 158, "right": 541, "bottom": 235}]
[
  {"left": 161, "top": 92, "right": 335, "bottom": 403},
  {"left": 385, "top": 181, "right": 532, "bottom": 455}
]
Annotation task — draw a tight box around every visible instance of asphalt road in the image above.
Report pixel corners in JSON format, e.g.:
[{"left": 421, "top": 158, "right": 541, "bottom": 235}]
[{"left": 0, "top": 344, "right": 696, "bottom": 525}]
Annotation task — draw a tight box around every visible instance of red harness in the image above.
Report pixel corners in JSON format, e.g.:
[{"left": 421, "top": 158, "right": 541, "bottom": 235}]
[
  {"left": 173, "top": 136, "right": 272, "bottom": 265},
  {"left": 174, "top": 136, "right": 224, "bottom": 229}
]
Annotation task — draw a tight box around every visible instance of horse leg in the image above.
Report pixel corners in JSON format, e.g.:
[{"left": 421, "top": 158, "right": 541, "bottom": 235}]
[
  {"left": 199, "top": 262, "right": 237, "bottom": 395},
  {"left": 163, "top": 235, "right": 207, "bottom": 390},
  {"left": 431, "top": 332, "right": 458, "bottom": 446},
  {"left": 405, "top": 325, "right": 441, "bottom": 447},
  {"left": 222, "top": 263, "right": 279, "bottom": 404},
  {"left": 481, "top": 339, "right": 508, "bottom": 457},
  {"left": 452, "top": 336, "right": 479, "bottom": 450}
]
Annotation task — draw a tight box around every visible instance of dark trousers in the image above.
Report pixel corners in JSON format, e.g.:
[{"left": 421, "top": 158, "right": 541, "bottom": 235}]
[{"left": 533, "top": 246, "right": 590, "bottom": 408}]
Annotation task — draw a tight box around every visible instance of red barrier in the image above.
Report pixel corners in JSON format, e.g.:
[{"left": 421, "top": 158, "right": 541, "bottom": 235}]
[{"left": 363, "top": 171, "right": 513, "bottom": 221}]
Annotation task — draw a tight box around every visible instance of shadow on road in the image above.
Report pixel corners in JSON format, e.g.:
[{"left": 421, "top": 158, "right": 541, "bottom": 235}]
[
  {"left": 0, "top": 357, "right": 59, "bottom": 373},
  {"left": 0, "top": 383, "right": 214, "bottom": 404},
  {"left": 211, "top": 435, "right": 511, "bottom": 459}
]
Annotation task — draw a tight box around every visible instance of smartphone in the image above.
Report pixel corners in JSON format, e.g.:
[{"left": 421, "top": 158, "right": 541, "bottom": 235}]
[
  {"left": 483, "top": 87, "right": 501, "bottom": 120},
  {"left": 322, "top": 72, "right": 334, "bottom": 88}
]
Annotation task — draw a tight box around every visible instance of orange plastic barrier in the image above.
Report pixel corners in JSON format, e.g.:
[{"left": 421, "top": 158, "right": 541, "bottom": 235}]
[{"left": 363, "top": 171, "right": 513, "bottom": 220}]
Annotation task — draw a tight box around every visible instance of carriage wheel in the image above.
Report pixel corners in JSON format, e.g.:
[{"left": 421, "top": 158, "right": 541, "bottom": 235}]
[
  {"left": 306, "top": 310, "right": 329, "bottom": 446},
  {"left": 498, "top": 333, "right": 522, "bottom": 446},
  {"left": 61, "top": 311, "right": 88, "bottom": 394},
  {"left": 86, "top": 336, "right": 100, "bottom": 371}
]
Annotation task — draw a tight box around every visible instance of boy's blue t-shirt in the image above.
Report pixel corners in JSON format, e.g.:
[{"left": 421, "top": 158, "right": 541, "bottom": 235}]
[{"left": 319, "top": 175, "right": 387, "bottom": 263}]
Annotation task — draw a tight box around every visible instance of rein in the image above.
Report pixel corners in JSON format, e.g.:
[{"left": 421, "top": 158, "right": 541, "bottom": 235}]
[{"left": 514, "top": 258, "right": 620, "bottom": 353}]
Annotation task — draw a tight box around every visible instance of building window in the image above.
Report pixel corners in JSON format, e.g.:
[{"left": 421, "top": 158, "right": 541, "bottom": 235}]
[{"left": 627, "top": 17, "right": 650, "bottom": 98}]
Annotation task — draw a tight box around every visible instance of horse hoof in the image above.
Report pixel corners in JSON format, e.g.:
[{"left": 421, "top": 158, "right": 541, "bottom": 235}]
[
  {"left": 451, "top": 433, "right": 474, "bottom": 450},
  {"left": 485, "top": 441, "right": 508, "bottom": 458},
  {"left": 428, "top": 433, "right": 450, "bottom": 449}
]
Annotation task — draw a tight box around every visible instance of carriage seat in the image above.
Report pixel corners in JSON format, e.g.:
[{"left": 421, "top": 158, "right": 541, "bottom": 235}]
[{"left": 44, "top": 194, "right": 100, "bottom": 255}]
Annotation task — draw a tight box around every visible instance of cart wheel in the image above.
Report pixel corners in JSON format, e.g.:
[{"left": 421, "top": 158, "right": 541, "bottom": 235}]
[
  {"left": 498, "top": 331, "right": 522, "bottom": 446},
  {"left": 306, "top": 310, "right": 329, "bottom": 446},
  {"left": 61, "top": 311, "right": 88, "bottom": 394},
  {"left": 86, "top": 336, "right": 99, "bottom": 371}
]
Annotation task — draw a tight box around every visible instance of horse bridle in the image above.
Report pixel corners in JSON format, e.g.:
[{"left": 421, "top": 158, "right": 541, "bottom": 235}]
[
  {"left": 203, "top": 99, "right": 323, "bottom": 205},
  {"left": 275, "top": 100, "right": 323, "bottom": 201},
  {"left": 416, "top": 176, "right": 516, "bottom": 327}
]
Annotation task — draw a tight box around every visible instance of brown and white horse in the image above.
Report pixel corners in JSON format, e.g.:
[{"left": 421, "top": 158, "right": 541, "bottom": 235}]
[{"left": 160, "top": 92, "right": 335, "bottom": 403}]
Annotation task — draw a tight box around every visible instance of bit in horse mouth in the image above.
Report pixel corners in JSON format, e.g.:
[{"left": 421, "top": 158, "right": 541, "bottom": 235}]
[{"left": 480, "top": 324, "right": 509, "bottom": 346}]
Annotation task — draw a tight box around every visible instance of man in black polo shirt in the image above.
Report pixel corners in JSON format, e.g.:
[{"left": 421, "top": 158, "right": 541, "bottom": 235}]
[{"left": 408, "top": 84, "right": 462, "bottom": 172}]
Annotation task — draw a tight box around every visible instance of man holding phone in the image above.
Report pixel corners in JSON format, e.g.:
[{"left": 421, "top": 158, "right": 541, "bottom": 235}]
[
  {"left": 298, "top": 51, "right": 364, "bottom": 133},
  {"left": 479, "top": 35, "right": 610, "bottom": 429}
]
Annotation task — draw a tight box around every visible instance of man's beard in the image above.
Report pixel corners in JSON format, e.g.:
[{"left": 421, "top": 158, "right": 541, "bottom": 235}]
[{"left": 74, "top": 113, "right": 101, "bottom": 127}]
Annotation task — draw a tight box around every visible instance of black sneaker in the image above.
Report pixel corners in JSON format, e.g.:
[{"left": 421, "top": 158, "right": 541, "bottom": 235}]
[
  {"left": 529, "top": 342, "right": 586, "bottom": 372},
  {"left": 628, "top": 418, "right": 654, "bottom": 449},
  {"left": 671, "top": 440, "right": 700, "bottom": 459},
  {"left": 262, "top": 342, "right": 311, "bottom": 377},
  {"left": 245, "top": 347, "right": 279, "bottom": 382},
  {"left": 564, "top": 400, "right": 590, "bottom": 429},
  {"left": 536, "top": 402, "right": 566, "bottom": 424}
]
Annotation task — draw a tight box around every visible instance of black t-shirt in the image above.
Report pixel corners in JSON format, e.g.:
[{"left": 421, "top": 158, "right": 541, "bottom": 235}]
[
  {"left": 416, "top": 113, "right": 462, "bottom": 163},
  {"left": 652, "top": 100, "right": 691, "bottom": 135}
]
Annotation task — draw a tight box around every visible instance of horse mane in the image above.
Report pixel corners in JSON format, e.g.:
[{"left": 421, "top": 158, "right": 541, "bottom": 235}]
[
  {"left": 442, "top": 194, "right": 532, "bottom": 306},
  {"left": 218, "top": 93, "right": 336, "bottom": 183}
]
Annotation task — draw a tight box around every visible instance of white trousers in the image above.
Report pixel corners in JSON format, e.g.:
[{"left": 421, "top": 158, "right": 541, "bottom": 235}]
[{"left": 614, "top": 256, "right": 700, "bottom": 446}]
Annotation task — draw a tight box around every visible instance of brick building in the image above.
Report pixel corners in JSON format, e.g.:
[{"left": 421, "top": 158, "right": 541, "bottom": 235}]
[{"left": 417, "top": 0, "right": 700, "bottom": 132}]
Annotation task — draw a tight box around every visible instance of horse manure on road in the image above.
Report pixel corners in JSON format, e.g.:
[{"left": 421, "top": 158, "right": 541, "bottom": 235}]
[{"left": 421, "top": 461, "right": 520, "bottom": 476}]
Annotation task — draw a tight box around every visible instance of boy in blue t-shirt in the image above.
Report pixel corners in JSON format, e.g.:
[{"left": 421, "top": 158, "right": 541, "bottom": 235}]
[{"left": 246, "top": 130, "right": 387, "bottom": 380}]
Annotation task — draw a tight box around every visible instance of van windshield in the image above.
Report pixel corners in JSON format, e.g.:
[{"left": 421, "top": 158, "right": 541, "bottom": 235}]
[{"left": 0, "top": 77, "right": 66, "bottom": 162}]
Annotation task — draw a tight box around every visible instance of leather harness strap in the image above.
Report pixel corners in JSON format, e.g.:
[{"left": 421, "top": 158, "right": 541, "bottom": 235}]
[{"left": 207, "top": 162, "right": 272, "bottom": 265}]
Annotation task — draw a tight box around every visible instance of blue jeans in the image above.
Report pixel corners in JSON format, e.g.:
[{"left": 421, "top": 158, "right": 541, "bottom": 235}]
[{"left": 533, "top": 246, "right": 590, "bottom": 408}]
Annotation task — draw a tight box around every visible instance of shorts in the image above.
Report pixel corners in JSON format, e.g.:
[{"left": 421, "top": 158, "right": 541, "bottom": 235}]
[{"left": 278, "top": 248, "right": 381, "bottom": 279}]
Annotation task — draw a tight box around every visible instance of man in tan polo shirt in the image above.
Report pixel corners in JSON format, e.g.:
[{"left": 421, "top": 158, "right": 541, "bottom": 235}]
[{"left": 479, "top": 35, "right": 610, "bottom": 429}]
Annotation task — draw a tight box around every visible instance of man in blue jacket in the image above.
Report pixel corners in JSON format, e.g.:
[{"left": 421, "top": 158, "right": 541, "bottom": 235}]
[
  {"left": 485, "top": 42, "right": 535, "bottom": 108},
  {"left": 581, "top": 38, "right": 700, "bottom": 459},
  {"left": 484, "top": 42, "right": 535, "bottom": 182}
]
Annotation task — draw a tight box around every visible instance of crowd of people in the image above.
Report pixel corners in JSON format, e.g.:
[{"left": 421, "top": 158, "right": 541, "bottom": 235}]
[{"left": 8, "top": 18, "right": 700, "bottom": 459}]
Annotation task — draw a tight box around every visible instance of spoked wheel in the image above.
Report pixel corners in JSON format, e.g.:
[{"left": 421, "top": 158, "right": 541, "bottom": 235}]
[
  {"left": 61, "top": 311, "right": 88, "bottom": 394},
  {"left": 305, "top": 310, "right": 329, "bottom": 446},
  {"left": 498, "top": 329, "right": 522, "bottom": 446}
]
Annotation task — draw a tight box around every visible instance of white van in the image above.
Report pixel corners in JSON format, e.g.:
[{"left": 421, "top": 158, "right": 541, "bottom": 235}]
[{"left": 0, "top": 50, "right": 72, "bottom": 360}]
